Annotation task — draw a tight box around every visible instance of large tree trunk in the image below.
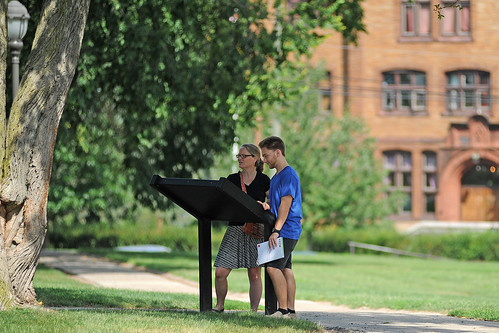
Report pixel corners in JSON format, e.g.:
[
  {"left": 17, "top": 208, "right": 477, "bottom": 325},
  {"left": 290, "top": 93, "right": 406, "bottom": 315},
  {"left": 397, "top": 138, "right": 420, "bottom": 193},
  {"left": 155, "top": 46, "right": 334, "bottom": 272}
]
[{"left": 0, "top": 0, "right": 90, "bottom": 309}]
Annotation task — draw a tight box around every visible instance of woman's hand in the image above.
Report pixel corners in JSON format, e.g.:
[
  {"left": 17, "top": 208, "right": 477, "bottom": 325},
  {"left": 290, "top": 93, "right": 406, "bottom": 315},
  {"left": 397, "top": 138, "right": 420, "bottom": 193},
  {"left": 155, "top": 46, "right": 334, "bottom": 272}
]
[{"left": 257, "top": 201, "right": 270, "bottom": 210}]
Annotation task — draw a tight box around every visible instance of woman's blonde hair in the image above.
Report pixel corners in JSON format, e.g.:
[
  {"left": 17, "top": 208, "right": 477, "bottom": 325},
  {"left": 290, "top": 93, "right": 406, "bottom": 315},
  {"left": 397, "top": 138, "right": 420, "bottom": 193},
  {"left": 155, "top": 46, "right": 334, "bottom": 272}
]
[{"left": 240, "top": 143, "right": 264, "bottom": 173}]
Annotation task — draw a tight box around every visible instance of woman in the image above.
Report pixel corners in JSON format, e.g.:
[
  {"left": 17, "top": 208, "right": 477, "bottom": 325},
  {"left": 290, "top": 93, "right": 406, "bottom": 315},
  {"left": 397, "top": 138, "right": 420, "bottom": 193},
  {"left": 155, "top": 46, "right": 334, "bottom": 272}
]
[{"left": 213, "top": 143, "right": 270, "bottom": 313}]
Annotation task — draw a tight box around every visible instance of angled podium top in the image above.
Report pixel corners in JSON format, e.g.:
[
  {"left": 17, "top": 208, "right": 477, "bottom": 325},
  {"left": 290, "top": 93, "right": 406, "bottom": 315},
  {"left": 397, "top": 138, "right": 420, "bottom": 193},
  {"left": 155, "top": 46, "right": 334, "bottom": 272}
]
[{"left": 150, "top": 175, "right": 274, "bottom": 225}]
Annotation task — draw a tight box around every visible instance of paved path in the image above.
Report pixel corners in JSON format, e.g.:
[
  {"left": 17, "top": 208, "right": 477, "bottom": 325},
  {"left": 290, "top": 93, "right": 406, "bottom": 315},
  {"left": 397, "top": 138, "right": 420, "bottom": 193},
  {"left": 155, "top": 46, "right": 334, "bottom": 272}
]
[{"left": 39, "top": 250, "right": 499, "bottom": 333}]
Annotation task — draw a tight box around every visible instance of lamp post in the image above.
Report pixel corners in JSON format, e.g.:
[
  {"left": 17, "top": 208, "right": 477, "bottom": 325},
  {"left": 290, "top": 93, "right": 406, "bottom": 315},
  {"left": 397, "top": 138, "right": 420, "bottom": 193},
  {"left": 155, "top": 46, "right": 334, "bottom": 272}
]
[{"left": 7, "top": 0, "right": 30, "bottom": 99}]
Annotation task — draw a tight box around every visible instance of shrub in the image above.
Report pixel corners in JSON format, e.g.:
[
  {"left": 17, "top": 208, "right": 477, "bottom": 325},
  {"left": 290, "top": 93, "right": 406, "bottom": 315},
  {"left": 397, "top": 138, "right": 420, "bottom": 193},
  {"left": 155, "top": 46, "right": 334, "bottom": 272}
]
[
  {"left": 408, "top": 232, "right": 499, "bottom": 261},
  {"left": 310, "top": 225, "right": 402, "bottom": 253},
  {"left": 47, "top": 218, "right": 499, "bottom": 261},
  {"left": 309, "top": 226, "right": 499, "bottom": 261}
]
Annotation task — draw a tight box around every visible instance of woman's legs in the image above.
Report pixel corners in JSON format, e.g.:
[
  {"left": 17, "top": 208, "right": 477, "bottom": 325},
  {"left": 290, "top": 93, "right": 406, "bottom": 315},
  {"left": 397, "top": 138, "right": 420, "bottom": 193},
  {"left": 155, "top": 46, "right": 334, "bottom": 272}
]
[
  {"left": 214, "top": 267, "right": 231, "bottom": 311},
  {"left": 247, "top": 267, "right": 262, "bottom": 312}
]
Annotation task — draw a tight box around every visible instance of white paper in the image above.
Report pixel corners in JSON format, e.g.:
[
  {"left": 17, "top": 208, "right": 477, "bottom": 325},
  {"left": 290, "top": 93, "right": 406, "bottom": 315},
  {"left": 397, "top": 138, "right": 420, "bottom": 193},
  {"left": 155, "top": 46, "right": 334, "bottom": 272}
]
[{"left": 257, "top": 237, "right": 284, "bottom": 265}]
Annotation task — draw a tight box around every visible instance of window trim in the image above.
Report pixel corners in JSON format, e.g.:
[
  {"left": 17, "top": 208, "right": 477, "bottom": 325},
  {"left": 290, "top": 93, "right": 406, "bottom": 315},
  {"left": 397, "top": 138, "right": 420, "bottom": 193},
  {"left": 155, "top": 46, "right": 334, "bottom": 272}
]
[
  {"left": 422, "top": 151, "right": 437, "bottom": 215},
  {"left": 437, "top": 1, "right": 472, "bottom": 42},
  {"left": 382, "top": 70, "right": 427, "bottom": 115},
  {"left": 318, "top": 71, "right": 332, "bottom": 112},
  {"left": 384, "top": 150, "right": 413, "bottom": 215},
  {"left": 401, "top": 0, "right": 431, "bottom": 36},
  {"left": 422, "top": 151, "right": 437, "bottom": 191},
  {"left": 399, "top": 0, "right": 433, "bottom": 42},
  {"left": 444, "top": 70, "right": 490, "bottom": 116}
]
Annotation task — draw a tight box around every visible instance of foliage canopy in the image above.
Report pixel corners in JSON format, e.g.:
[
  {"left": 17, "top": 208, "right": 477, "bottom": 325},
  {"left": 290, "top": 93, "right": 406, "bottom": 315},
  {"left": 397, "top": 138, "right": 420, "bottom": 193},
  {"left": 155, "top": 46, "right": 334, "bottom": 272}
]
[{"left": 15, "top": 0, "right": 364, "bottom": 226}]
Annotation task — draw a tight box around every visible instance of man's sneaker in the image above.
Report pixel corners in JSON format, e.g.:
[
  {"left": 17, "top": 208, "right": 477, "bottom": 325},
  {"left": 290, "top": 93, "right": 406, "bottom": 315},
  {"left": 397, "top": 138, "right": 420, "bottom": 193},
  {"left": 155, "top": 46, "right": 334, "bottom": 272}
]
[
  {"left": 286, "top": 309, "right": 297, "bottom": 318},
  {"left": 269, "top": 308, "right": 289, "bottom": 317}
]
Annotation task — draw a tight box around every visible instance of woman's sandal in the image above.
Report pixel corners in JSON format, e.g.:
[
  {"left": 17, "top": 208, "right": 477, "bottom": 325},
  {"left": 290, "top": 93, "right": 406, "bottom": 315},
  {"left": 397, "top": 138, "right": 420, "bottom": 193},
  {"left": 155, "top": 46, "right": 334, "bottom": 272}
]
[{"left": 211, "top": 308, "right": 224, "bottom": 313}]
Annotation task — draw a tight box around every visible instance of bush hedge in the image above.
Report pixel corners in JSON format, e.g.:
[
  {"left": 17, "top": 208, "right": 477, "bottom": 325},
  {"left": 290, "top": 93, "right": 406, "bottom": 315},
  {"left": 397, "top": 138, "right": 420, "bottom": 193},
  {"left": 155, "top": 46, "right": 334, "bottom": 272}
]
[
  {"left": 47, "top": 222, "right": 499, "bottom": 261},
  {"left": 48, "top": 223, "right": 203, "bottom": 252},
  {"left": 310, "top": 225, "right": 499, "bottom": 261}
]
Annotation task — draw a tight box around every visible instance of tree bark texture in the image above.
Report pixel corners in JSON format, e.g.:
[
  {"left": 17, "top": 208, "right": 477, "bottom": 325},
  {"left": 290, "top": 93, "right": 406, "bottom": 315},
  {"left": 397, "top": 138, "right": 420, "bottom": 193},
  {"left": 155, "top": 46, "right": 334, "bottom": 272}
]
[{"left": 0, "top": 0, "right": 90, "bottom": 309}]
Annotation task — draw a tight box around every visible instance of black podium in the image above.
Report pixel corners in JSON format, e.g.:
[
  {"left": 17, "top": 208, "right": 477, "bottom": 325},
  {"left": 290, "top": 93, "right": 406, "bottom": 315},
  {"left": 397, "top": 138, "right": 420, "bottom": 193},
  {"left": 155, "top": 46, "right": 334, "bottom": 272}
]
[{"left": 150, "top": 175, "right": 277, "bottom": 313}]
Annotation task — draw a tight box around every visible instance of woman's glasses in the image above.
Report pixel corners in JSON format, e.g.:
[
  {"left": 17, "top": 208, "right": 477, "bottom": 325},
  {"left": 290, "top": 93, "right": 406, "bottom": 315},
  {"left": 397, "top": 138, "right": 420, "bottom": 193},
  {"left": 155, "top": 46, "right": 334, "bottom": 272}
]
[{"left": 236, "top": 154, "right": 254, "bottom": 159}]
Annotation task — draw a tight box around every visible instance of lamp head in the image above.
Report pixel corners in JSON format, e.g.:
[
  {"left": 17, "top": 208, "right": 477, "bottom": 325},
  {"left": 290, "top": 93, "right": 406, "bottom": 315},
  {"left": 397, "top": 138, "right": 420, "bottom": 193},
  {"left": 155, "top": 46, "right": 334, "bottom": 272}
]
[{"left": 7, "top": 1, "right": 30, "bottom": 42}]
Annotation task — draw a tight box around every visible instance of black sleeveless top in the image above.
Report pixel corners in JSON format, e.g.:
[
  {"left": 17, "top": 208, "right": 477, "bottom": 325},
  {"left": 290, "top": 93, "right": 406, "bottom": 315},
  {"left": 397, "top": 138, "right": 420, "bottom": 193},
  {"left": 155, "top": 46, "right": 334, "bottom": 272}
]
[{"left": 226, "top": 171, "right": 270, "bottom": 226}]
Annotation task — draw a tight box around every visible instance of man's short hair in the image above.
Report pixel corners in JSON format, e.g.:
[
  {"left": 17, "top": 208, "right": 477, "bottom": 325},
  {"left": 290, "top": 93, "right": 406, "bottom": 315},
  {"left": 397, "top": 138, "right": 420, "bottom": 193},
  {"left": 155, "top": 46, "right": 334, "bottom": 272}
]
[{"left": 259, "top": 136, "right": 285, "bottom": 156}]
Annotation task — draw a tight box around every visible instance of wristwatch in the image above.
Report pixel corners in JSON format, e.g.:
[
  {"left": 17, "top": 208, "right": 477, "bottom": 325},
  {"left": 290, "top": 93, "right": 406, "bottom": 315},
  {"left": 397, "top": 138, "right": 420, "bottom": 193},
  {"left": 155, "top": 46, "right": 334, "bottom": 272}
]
[{"left": 271, "top": 227, "right": 281, "bottom": 235}]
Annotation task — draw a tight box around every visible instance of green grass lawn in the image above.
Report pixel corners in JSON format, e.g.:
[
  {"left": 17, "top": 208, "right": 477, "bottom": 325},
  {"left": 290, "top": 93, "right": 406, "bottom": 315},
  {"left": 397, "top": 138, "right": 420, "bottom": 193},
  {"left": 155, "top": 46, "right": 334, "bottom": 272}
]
[
  {"left": 91, "top": 249, "right": 499, "bottom": 321},
  {"left": 2, "top": 308, "right": 318, "bottom": 333},
  {"left": 0, "top": 265, "right": 320, "bottom": 333},
  {"left": 2, "top": 250, "right": 497, "bottom": 332}
]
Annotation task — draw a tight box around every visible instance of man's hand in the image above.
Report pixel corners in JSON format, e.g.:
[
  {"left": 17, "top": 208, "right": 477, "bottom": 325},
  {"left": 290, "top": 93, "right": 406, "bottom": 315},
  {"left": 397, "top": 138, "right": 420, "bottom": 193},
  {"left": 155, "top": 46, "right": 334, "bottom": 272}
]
[{"left": 268, "top": 231, "right": 279, "bottom": 250}]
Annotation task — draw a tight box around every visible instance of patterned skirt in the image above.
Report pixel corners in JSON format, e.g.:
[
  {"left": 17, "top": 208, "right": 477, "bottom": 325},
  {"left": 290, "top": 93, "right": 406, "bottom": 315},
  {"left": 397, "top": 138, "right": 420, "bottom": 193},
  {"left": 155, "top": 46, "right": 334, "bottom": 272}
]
[{"left": 214, "top": 225, "right": 263, "bottom": 269}]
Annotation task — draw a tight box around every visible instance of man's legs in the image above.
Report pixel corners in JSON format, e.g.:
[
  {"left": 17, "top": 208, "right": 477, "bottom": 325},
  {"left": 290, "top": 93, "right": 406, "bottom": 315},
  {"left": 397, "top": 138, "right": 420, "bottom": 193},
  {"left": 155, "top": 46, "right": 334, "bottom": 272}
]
[
  {"left": 266, "top": 266, "right": 288, "bottom": 310},
  {"left": 283, "top": 268, "right": 296, "bottom": 311},
  {"left": 214, "top": 267, "right": 231, "bottom": 311},
  {"left": 247, "top": 267, "right": 262, "bottom": 312},
  {"left": 266, "top": 238, "right": 298, "bottom": 315}
]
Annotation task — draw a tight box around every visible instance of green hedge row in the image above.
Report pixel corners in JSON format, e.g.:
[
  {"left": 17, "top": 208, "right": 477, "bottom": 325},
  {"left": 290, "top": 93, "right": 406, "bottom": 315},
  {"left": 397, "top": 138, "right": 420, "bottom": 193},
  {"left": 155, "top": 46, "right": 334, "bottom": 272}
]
[
  {"left": 310, "top": 226, "right": 499, "bottom": 261},
  {"left": 47, "top": 223, "right": 499, "bottom": 261},
  {"left": 47, "top": 223, "right": 209, "bottom": 252}
]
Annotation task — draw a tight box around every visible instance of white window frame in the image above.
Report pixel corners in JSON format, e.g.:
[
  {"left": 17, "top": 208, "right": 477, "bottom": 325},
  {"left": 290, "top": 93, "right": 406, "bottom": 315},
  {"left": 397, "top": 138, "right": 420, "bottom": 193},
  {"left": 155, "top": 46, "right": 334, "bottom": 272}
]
[
  {"left": 382, "top": 70, "right": 427, "bottom": 114},
  {"left": 440, "top": 1, "right": 471, "bottom": 37},
  {"left": 384, "top": 151, "right": 413, "bottom": 214},
  {"left": 445, "top": 70, "right": 490, "bottom": 115},
  {"left": 401, "top": 0, "right": 431, "bottom": 37},
  {"left": 422, "top": 151, "right": 437, "bottom": 215}
]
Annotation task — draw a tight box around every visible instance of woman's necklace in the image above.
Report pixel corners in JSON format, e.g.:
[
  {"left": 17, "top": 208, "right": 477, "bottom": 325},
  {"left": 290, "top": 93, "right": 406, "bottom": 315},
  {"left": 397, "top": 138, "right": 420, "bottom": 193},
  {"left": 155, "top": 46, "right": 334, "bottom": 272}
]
[{"left": 241, "top": 169, "right": 257, "bottom": 185}]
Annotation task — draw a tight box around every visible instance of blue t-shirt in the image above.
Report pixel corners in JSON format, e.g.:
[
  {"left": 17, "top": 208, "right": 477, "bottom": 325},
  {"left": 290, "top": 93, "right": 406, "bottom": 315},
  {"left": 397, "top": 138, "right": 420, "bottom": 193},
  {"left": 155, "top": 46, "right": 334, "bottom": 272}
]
[{"left": 269, "top": 166, "right": 302, "bottom": 240}]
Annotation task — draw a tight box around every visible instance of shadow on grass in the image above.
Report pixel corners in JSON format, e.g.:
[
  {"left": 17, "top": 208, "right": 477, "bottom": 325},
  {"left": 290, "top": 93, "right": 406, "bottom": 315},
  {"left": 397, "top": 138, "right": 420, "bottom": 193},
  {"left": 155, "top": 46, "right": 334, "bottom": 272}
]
[{"left": 36, "top": 287, "right": 200, "bottom": 309}]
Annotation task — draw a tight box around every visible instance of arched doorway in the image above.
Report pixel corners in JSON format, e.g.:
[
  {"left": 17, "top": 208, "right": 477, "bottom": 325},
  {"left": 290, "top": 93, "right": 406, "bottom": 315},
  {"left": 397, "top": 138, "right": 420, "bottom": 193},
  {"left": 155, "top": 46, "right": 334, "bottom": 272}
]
[
  {"left": 438, "top": 150, "right": 499, "bottom": 221},
  {"left": 460, "top": 160, "right": 499, "bottom": 221}
]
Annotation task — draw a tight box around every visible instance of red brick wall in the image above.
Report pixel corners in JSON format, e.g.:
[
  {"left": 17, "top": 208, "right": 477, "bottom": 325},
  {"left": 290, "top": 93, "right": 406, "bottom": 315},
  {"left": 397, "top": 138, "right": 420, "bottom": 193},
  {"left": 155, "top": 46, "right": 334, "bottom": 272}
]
[{"left": 308, "top": 0, "right": 499, "bottom": 222}]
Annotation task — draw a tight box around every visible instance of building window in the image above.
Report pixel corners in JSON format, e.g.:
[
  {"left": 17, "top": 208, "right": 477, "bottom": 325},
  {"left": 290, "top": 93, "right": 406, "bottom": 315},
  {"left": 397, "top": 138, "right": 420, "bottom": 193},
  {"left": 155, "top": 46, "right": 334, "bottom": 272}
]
[
  {"left": 445, "top": 70, "right": 489, "bottom": 115},
  {"left": 423, "top": 151, "right": 437, "bottom": 214},
  {"left": 401, "top": 0, "right": 431, "bottom": 37},
  {"left": 384, "top": 151, "right": 412, "bottom": 213},
  {"left": 382, "top": 70, "right": 426, "bottom": 114},
  {"left": 441, "top": 1, "right": 470, "bottom": 37},
  {"left": 286, "top": 0, "right": 303, "bottom": 10},
  {"left": 318, "top": 71, "right": 332, "bottom": 112}
]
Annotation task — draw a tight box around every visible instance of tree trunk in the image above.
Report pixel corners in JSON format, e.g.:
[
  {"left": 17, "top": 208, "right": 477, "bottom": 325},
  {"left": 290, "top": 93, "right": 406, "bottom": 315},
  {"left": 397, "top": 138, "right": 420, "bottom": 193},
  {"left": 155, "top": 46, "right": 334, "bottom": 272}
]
[{"left": 0, "top": 0, "right": 90, "bottom": 309}]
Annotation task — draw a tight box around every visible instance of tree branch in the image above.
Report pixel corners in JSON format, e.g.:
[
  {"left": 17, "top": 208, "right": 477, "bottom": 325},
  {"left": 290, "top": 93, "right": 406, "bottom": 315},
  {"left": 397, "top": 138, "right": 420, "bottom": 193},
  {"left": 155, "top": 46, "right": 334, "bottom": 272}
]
[{"left": 433, "top": 1, "right": 463, "bottom": 20}]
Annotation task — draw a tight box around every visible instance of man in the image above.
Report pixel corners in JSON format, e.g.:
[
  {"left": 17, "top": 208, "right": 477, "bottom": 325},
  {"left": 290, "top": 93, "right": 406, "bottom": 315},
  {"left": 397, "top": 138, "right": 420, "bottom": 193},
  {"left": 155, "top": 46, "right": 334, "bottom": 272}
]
[{"left": 259, "top": 136, "right": 302, "bottom": 318}]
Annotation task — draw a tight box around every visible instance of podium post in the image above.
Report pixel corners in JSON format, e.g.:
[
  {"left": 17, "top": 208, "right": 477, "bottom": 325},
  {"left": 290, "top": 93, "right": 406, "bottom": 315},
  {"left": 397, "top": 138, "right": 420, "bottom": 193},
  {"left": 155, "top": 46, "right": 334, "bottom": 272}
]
[
  {"left": 263, "top": 222, "right": 277, "bottom": 314},
  {"left": 198, "top": 217, "right": 212, "bottom": 312}
]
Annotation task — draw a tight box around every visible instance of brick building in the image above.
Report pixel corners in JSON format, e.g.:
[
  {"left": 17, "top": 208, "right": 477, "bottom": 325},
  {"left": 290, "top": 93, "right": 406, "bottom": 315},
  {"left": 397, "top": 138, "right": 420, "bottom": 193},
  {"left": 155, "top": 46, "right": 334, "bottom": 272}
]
[{"left": 308, "top": 0, "right": 499, "bottom": 224}]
